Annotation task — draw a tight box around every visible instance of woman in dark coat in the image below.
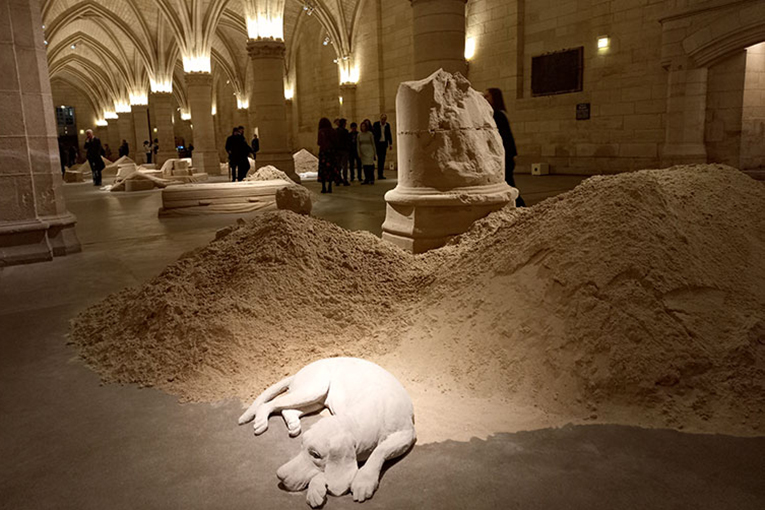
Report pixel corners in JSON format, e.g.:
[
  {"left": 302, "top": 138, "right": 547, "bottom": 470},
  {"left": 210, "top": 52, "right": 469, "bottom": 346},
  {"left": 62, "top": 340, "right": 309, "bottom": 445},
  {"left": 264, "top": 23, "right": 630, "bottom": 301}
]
[
  {"left": 485, "top": 88, "right": 525, "bottom": 207},
  {"left": 317, "top": 117, "right": 338, "bottom": 193}
]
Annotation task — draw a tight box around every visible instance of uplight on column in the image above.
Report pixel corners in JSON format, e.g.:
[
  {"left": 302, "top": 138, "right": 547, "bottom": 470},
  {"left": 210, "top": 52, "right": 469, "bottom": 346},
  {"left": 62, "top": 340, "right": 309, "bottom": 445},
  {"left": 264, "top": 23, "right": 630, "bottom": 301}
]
[
  {"left": 465, "top": 37, "right": 476, "bottom": 60},
  {"left": 246, "top": 14, "right": 284, "bottom": 40},
  {"left": 180, "top": 111, "right": 191, "bottom": 121},
  {"left": 95, "top": 119, "right": 108, "bottom": 127},
  {"left": 114, "top": 101, "right": 131, "bottom": 113},
  {"left": 182, "top": 54, "right": 211, "bottom": 74},
  {"left": 129, "top": 92, "right": 148, "bottom": 105},
  {"left": 150, "top": 78, "right": 173, "bottom": 93},
  {"left": 339, "top": 60, "right": 359, "bottom": 85},
  {"left": 284, "top": 87, "right": 294, "bottom": 100},
  {"left": 103, "top": 110, "right": 118, "bottom": 120},
  {"left": 236, "top": 95, "right": 249, "bottom": 110}
]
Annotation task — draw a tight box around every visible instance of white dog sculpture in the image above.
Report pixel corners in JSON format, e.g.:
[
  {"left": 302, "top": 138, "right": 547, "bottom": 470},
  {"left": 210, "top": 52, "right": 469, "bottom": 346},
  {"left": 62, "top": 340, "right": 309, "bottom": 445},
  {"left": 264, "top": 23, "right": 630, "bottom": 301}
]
[{"left": 238, "top": 357, "right": 416, "bottom": 507}]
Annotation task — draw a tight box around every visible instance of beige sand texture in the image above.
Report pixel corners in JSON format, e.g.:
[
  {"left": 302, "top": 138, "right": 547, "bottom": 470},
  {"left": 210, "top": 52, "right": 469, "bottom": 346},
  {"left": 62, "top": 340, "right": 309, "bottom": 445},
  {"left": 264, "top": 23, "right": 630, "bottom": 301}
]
[{"left": 70, "top": 164, "right": 765, "bottom": 442}]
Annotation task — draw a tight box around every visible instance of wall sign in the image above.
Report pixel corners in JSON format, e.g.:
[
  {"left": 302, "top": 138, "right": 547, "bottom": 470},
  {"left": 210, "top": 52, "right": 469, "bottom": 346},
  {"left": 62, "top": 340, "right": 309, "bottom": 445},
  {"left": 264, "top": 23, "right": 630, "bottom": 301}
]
[{"left": 576, "top": 103, "right": 591, "bottom": 120}]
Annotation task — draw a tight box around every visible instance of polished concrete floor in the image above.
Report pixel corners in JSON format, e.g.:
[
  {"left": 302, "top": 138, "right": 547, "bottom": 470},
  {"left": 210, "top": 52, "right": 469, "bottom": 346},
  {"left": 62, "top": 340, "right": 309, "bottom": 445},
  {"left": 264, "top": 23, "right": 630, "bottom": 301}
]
[{"left": 1, "top": 173, "right": 764, "bottom": 510}]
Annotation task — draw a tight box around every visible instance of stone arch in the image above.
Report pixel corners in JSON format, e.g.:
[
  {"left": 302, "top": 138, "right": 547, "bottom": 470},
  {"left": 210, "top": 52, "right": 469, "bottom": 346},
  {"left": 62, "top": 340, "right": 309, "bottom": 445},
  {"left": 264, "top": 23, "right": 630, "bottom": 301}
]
[{"left": 659, "top": 0, "right": 765, "bottom": 167}]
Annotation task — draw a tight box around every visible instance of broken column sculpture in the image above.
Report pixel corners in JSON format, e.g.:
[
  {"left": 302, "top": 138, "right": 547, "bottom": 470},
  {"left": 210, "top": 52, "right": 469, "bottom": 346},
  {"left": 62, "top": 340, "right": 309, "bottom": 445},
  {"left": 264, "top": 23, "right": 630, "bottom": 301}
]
[{"left": 382, "top": 69, "right": 518, "bottom": 253}]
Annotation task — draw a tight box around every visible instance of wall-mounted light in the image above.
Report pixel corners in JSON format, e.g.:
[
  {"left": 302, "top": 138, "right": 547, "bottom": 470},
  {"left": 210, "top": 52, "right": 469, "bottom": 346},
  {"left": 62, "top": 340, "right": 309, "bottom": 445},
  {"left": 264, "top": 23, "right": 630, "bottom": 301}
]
[
  {"left": 284, "top": 87, "right": 294, "bottom": 100},
  {"left": 465, "top": 37, "right": 476, "bottom": 60},
  {"left": 153, "top": 127, "right": 158, "bottom": 133},
  {"left": 339, "top": 96, "right": 344, "bottom": 106},
  {"left": 180, "top": 111, "right": 191, "bottom": 121},
  {"left": 44, "top": 40, "right": 48, "bottom": 45},
  {"left": 70, "top": 44, "right": 76, "bottom": 50},
  {"left": 597, "top": 36, "right": 610, "bottom": 51},
  {"left": 323, "top": 35, "right": 331, "bottom": 46}
]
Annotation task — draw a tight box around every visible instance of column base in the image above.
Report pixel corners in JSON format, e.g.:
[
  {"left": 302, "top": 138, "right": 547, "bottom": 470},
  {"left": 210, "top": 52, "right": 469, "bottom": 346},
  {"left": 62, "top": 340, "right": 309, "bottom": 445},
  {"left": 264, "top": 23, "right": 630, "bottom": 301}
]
[
  {"left": 193, "top": 150, "right": 222, "bottom": 176},
  {"left": 661, "top": 144, "right": 708, "bottom": 166},
  {"left": 256, "top": 151, "right": 301, "bottom": 184},
  {"left": 382, "top": 182, "right": 516, "bottom": 254},
  {"left": 0, "top": 213, "right": 81, "bottom": 267}
]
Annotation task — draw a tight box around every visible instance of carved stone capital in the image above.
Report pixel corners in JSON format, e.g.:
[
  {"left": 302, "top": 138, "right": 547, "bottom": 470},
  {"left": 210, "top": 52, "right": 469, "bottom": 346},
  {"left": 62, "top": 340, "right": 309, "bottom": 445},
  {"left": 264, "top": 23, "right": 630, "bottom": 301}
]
[
  {"left": 184, "top": 72, "right": 213, "bottom": 87},
  {"left": 247, "top": 39, "right": 287, "bottom": 60}
]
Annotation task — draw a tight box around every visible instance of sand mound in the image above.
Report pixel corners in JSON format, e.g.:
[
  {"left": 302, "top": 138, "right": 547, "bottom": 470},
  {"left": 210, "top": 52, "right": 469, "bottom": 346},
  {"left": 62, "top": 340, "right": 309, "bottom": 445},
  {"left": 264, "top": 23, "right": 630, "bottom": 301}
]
[
  {"left": 245, "top": 165, "right": 292, "bottom": 182},
  {"left": 70, "top": 213, "right": 425, "bottom": 401},
  {"left": 70, "top": 164, "right": 765, "bottom": 437}
]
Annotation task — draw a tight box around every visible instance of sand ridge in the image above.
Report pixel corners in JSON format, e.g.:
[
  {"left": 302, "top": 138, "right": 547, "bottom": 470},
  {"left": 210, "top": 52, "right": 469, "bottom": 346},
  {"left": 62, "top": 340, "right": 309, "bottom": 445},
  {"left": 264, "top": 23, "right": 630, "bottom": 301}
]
[{"left": 70, "top": 164, "right": 765, "bottom": 442}]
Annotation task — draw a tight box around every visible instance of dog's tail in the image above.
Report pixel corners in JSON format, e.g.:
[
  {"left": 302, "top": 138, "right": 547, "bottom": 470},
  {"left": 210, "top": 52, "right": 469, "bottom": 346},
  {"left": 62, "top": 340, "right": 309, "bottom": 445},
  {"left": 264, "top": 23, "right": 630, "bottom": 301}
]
[{"left": 237, "top": 375, "right": 294, "bottom": 425}]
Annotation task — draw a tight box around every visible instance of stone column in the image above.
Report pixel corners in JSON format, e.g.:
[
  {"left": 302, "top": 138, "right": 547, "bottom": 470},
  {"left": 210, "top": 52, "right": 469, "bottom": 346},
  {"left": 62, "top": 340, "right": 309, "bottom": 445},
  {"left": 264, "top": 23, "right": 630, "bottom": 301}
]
[
  {"left": 247, "top": 39, "right": 300, "bottom": 182},
  {"left": 661, "top": 65, "right": 708, "bottom": 165},
  {"left": 0, "top": 0, "right": 80, "bottom": 266},
  {"left": 410, "top": 0, "right": 468, "bottom": 79},
  {"left": 339, "top": 84, "right": 357, "bottom": 122},
  {"left": 117, "top": 112, "right": 135, "bottom": 159},
  {"left": 185, "top": 73, "right": 220, "bottom": 176},
  {"left": 132, "top": 104, "right": 150, "bottom": 164},
  {"left": 150, "top": 92, "right": 177, "bottom": 165},
  {"left": 382, "top": 70, "right": 515, "bottom": 253}
]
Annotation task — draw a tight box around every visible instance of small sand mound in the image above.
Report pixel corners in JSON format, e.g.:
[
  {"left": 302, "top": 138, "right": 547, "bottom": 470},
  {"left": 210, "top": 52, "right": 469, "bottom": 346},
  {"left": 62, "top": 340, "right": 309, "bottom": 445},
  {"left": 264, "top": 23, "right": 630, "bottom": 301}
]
[
  {"left": 245, "top": 165, "right": 292, "bottom": 182},
  {"left": 70, "top": 164, "right": 765, "bottom": 437},
  {"left": 70, "top": 212, "right": 425, "bottom": 401}
]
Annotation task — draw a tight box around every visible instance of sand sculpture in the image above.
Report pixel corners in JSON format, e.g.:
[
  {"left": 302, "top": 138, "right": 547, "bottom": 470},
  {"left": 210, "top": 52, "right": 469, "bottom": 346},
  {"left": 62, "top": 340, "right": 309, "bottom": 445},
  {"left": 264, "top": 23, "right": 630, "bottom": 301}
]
[
  {"left": 238, "top": 358, "right": 416, "bottom": 507},
  {"left": 276, "top": 185, "right": 312, "bottom": 215},
  {"left": 70, "top": 164, "right": 765, "bottom": 441},
  {"left": 383, "top": 69, "right": 518, "bottom": 253},
  {"left": 294, "top": 149, "right": 319, "bottom": 180}
]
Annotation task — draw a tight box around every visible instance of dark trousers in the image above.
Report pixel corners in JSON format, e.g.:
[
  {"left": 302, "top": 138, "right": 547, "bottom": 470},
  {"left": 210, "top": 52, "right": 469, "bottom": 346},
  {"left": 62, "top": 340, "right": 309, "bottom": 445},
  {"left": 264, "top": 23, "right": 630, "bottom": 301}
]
[
  {"left": 363, "top": 165, "right": 375, "bottom": 184},
  {"left": 376, "top": 143, "right": 388, "bottom": 178},
  {"left": 338, "top": 151, "right": 349, "bottom": 183},
  {"left": 505, "top": 158, "right": 526, "bottom": 207},
  {"left": 89, "top": 161, "right": 102, "bottom": 186},
  {"left": 238, "top": 163, "right": 250, "bottom": 181},
  {"left": 349, "top": 152, "right": 361, "bottom": 180}
]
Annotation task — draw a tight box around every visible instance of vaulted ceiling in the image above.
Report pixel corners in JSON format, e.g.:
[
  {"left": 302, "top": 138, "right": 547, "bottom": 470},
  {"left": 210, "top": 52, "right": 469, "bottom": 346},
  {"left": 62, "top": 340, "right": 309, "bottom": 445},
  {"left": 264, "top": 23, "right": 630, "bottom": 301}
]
[{"left": 42, "top": 0, "right": 368, "bottom": 116}]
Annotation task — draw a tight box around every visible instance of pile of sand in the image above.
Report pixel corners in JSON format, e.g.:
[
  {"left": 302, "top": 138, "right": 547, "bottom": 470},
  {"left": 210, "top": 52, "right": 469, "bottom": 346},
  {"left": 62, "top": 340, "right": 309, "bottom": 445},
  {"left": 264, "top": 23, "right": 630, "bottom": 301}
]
[
  {"left": 70, "top": 164, "right": 764, "bottom": 439},
  {"left": 245, "top": 165, "right": 293, "bottom": 182},
  {"left": 294, "top": 149, "right": 318, "bottom": 179}
]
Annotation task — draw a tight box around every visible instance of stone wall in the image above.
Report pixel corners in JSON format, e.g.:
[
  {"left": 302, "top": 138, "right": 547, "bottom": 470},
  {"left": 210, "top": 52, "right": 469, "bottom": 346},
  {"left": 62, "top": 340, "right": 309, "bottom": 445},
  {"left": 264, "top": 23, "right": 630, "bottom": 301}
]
[{"left": 741, "top": 42, "right": 765, "bottom": 170}]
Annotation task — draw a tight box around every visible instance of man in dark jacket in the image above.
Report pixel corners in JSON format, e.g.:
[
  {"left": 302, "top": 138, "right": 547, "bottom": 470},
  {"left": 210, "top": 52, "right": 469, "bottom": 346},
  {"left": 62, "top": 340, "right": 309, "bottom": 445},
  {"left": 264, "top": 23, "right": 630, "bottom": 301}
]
[
  {"left": 372, "top": 114, "right": 393, "bottom": 179},
  {"left": 251, "top": 133, "right": 259, "bottom": 162},
  {"left": 118, "top": 139, "right": 130, "bottom": 158},
  {"left": 84, "top": 129, "right": 105, "bottom": 186},
  {"left": 226, "top": 127, "right": 252, "bottom": 182}
]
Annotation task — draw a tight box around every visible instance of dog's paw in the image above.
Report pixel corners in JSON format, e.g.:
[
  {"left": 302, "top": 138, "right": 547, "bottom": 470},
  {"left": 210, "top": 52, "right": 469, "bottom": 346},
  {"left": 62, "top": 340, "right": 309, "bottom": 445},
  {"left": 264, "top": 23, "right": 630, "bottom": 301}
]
[
  {"left": 253, "top": 415, "right": 269, "bottom": 435},
  {"left": 351, "top": 468, "right": 379, "bottom": 502},
  {"left": 306, "top": 474, "right": 327, "bottom": 508},
  {"left": 237, "top": 411, "right": 254, "bottom": 425},
  {"left": 287, "top": 422, "right": 302, "bottom": 437},
  {"left": 306, "top": 484, "right": 326, "bottom": 508}
]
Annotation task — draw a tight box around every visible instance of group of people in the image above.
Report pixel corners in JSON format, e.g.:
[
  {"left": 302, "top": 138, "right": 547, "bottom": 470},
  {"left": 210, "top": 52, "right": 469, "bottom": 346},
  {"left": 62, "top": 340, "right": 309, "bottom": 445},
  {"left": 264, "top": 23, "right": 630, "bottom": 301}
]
[
  {"left": 317, "top": 114, "right": 393, "bottom": 193},
  {"left": 225, "top": 126, "right": 260, "bottom": 182}
]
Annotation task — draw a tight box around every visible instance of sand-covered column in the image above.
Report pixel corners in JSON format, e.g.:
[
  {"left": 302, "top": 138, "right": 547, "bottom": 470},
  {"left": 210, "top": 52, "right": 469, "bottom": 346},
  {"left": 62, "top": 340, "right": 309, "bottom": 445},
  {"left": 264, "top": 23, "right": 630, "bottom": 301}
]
[
  {"left": 247, "top": 40, "right": 300, "bottom": 183},
  {"left": 185, "top": 73, "right": 221, "bottom": 176},
  {"left": 0, "top": 0, "right": 80, "bottom": 265},
  {"left": 117, "top": 112, "right": 135, "bottom": 159},
  {"left": 410, "top": 0, "right": 468, "bottom": 79},
  {"left": 382, "top": 70, "right": 517, "bottom": 253},
  {"left": 132, "top": 104, "right": 150, "bottom": 163},
  {"left": 151, "top": 92, "right": 177, "bottom": 165}
]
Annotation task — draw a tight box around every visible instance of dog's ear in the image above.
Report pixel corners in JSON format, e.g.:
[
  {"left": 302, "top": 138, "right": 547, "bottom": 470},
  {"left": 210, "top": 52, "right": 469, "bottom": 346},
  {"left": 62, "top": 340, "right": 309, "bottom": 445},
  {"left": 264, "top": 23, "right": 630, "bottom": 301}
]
[{"left": 324, "top": 429, "right": 357, "bottom": 496}]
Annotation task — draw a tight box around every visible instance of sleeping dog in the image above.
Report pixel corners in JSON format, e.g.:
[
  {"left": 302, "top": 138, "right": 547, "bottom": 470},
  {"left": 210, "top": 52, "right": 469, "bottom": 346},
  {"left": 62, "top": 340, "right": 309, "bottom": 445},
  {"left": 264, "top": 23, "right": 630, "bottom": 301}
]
[{"left": 238, "top": 357, "right": 416, "bottom": 507}]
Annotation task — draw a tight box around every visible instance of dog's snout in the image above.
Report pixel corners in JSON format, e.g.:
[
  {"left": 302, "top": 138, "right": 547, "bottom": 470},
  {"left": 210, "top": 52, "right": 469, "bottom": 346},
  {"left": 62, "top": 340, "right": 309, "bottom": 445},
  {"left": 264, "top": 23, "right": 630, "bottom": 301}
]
[{"left": 276, "top": 465, "right": 288, "bottom": 481}]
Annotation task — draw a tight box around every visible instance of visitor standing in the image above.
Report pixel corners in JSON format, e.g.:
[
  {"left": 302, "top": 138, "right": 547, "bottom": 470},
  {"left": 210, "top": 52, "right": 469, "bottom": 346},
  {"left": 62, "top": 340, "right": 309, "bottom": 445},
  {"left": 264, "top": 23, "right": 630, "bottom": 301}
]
[
  {"left": 153, "top": 138, "right": 159, "bottom": 160},
  {"left": 485, "top": 88, "right": 525, "bottom": 207},
  {"left": 372, "top": 113, "right": 392, "bottom": 180},
  {"left": 251, "top": 133, "right": 259, "bottom": 164},
  {"left": 68, "top": 145, "right": 77, "bottom": 167},
  {"left": 357, "top": 119, "right": 377, "bottom": 185},
  {"left": 336, "top": 118, "right": 351, "bottom": 186},
  {"left": 118, "top": 139, "right": 129, "bottom": 158},
  {"left": 349, "top": 122, "right": 361, "bottom": 182},
  {"left": 103, "top": 144, "right": 112, "bottom": 160},
  {"left": 226, "top": 127, "right": 252, "bottom": 182},
  {"left": 143, "top": 140, "right": 152, "bottom": 164},
  {"left": 84, "top": 129, "right": 105, "bottom": 186},
  {"left": 318, "top": 117, "right": 338, "bottom": 194}
]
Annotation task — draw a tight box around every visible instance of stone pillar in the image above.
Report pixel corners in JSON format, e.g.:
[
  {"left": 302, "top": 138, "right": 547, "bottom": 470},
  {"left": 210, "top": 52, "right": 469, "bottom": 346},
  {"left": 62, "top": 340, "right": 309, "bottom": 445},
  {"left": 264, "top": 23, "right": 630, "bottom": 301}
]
[
  {"left": 339, "top": 84, "right": 357, "bottom": 122},
  {"left": 0, "top": 0, "right": 80, "bottom": 266},
  {"left": 410, "top": 0, "right": 468, "bottom": 79},
  {"left": 662, "top": 65, "right": 708, "bottom": 165},
  {"left": 117, "top": 112, "right": 135, "bottom": 159},
  {"left": 247, "top": 39, "right": 300, "bottom": 182},
  {"left": 382, "top": 70, "right": 515, "bottom": 253},
  {"left": 132, "top": 104, "right": 150, "bottom": 164},
  {"left": 185, "top": 73, "right": 220, "bottom": 176},
  {"left": 150, "top": 92, "right": 177, "bottom": 165}
]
